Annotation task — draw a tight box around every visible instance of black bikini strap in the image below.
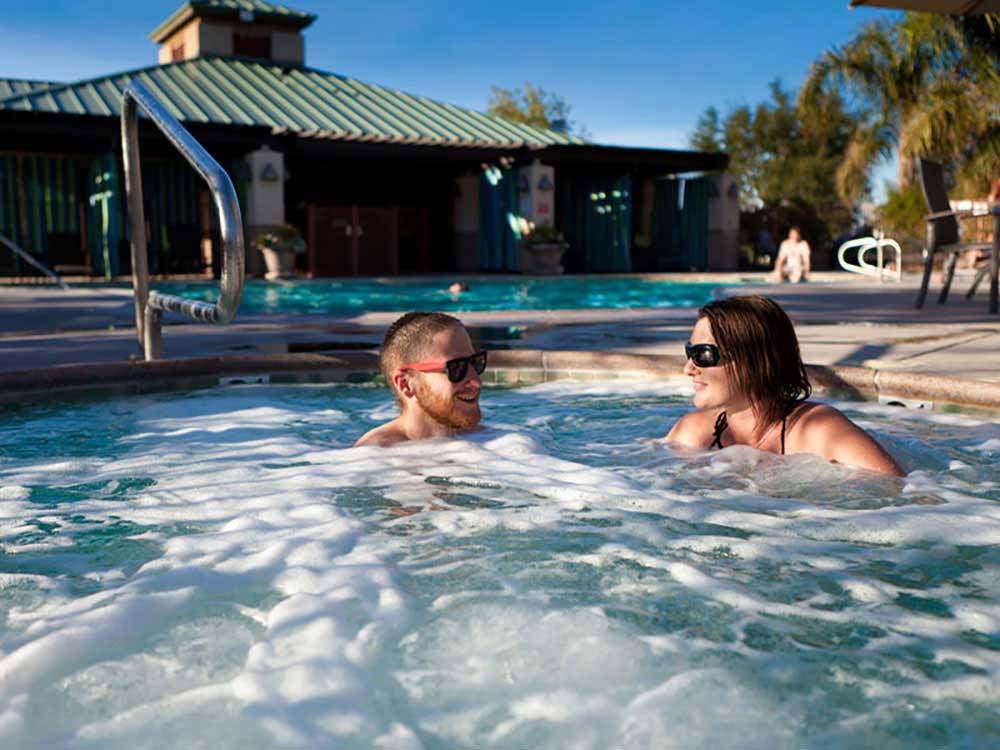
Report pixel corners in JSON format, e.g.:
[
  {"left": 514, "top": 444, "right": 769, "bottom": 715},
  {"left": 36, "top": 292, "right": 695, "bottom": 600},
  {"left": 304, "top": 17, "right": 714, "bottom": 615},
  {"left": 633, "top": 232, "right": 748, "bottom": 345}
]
[
  {"left": 780, "top": 399, "right": 802, "bottom": 455},
  {"left": 710, "top": 411, "right": 727, "bottom": 450}
]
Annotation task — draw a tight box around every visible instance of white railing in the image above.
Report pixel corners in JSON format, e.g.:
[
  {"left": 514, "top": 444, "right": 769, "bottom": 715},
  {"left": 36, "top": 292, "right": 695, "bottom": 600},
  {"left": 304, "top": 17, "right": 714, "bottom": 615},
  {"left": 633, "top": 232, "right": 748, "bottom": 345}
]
[{"left": 837, "top": 234, "right": 902, "bottom": 282}]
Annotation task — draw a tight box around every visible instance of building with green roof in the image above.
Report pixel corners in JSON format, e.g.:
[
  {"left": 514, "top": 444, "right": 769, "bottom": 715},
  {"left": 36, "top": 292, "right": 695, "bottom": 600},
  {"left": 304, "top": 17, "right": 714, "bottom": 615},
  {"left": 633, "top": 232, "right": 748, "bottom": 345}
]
[{"left": 0, "top": 1, "right": 729, "bottom": 279}]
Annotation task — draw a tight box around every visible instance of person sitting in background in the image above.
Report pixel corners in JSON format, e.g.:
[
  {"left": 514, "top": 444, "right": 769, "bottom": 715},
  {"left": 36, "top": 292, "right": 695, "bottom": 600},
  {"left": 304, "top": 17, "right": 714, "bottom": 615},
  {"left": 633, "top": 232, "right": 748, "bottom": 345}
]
[
  {"left": 665, "top": 295, "right": 903, "bottom": 476},
  {"left": 355, "top": 312, "right": 486, "bottom": 447},
  {"left": 770, "top": 226, "right": 811, "bottom": 283}
]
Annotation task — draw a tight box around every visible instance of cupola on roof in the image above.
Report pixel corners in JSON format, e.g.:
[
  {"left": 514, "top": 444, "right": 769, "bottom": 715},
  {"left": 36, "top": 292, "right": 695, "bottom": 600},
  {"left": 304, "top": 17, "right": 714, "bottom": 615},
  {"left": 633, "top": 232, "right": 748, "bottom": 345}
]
[{"left": 151, "top": 1, "right": 316, "bottom": 66}]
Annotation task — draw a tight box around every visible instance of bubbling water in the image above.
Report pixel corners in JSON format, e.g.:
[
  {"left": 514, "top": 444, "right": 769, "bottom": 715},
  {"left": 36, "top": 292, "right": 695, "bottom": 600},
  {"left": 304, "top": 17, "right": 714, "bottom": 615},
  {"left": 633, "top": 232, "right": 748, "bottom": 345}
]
[{"left": 0, "top": 382, "right": 998, "bottom": 749}]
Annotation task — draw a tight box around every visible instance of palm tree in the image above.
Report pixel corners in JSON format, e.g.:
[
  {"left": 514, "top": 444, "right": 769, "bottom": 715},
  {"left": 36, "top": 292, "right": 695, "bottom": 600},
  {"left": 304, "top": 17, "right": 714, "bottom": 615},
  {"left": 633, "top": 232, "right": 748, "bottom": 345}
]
[{"left": 800, "top": 12, "right": 1000, "bottom": 205}]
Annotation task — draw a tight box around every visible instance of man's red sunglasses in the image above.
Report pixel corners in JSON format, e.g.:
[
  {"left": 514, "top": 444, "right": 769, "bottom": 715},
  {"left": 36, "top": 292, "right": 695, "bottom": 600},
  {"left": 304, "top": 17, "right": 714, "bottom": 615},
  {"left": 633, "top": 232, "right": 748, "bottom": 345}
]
[{"left": 398, "top": 351, "right": 487, "bottom": 383}]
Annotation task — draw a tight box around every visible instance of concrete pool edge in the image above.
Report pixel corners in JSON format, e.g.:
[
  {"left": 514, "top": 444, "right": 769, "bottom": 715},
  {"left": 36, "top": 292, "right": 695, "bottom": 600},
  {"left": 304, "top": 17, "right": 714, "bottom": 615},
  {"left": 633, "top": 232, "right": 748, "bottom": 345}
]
[{"left": 1, "top": 349, "right": 998, "bottom": 413}]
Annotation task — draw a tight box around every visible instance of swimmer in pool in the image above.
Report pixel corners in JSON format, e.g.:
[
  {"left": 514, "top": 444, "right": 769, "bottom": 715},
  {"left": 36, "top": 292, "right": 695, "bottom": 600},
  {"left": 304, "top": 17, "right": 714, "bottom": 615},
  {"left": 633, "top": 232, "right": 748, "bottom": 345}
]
[
  {"left": 355, "top": 312, "right": 486, "bottom": 447},
  {"left": 665, "top": 295, "right": 903, "bottom": 476}
]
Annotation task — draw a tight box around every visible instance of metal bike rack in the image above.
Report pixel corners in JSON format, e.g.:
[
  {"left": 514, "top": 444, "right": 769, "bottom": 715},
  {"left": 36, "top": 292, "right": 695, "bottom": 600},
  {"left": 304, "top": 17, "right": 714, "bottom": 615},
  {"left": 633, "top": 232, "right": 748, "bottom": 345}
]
[
  {"left": 121, "top": 81, "right": 244, "bottom": 360},
  {"left": 837, "top": 235, "right": 902, "bottom": 283}
]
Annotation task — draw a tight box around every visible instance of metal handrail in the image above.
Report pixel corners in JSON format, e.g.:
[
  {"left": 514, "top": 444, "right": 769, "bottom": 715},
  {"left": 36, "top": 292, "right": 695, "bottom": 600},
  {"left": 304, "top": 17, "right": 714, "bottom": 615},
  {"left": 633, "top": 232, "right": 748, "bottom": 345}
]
[
  {"left": 837, "top": 235, "right": 902, "bottom": 283},
  {"left": 120, "top": 81, "right": 244, "bottom": 360},
  {"left": 0, "top": 231, "right": 70, "bottom": 290}
]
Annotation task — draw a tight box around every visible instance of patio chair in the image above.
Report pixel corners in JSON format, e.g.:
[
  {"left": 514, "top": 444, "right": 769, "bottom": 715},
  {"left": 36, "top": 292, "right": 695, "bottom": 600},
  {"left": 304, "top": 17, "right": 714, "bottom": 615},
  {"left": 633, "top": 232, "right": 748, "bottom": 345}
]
[{"left": 915, "top": 158, "right": 998, "bottom": 313}]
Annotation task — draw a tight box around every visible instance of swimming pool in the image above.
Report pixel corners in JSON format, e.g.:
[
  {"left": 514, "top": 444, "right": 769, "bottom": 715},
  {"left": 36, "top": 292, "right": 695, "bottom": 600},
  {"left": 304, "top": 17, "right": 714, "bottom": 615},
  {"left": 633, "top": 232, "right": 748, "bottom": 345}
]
[
  {"left": 151, "top": 277, "right": 728, "bottom": 315},
  {"left": 1, "top": 381, "right": 998, "bottom": 748}
]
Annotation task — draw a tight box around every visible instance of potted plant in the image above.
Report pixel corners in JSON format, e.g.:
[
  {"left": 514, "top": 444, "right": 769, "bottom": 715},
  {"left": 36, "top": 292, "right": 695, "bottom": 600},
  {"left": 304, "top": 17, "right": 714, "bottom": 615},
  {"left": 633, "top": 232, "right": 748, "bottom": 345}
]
[
  {"left": 256, "top": 224, "right": 306, "bottom": 280},
  {"left": 519, "top": 224, "right": 568, "bottom": 274}
]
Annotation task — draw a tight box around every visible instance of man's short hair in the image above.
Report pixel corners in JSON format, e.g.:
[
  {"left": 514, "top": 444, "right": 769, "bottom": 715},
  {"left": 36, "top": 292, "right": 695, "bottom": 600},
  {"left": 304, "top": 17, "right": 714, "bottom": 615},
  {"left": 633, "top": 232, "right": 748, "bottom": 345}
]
[{"left": 380, "top": 312, "right": 463, "bottom": 401}]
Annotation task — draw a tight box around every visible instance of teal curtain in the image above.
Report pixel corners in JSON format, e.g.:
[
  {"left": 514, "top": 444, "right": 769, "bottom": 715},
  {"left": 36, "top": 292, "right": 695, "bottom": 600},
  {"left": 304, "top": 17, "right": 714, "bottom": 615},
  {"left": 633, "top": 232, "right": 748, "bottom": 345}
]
[
  {"left": 0, "top": 154, "right": 85, "bottom": 272},
  {"left": 478, "top": 166, "right": 519, "bottom": 271},
  {"left": 0, "top": 156, "right": 20, "bottom": 247},
  {"left": 87, "top": 153, "right": 121, "bottom": 279},
  {"left": 141, "top": 159, "right": 199, "bottom": 274},
  {"left": 652, "top": 176, "right": 708, "bottom": 270},
  {"left": 558, "top": 175, "right": 632, "bottom": 272}
]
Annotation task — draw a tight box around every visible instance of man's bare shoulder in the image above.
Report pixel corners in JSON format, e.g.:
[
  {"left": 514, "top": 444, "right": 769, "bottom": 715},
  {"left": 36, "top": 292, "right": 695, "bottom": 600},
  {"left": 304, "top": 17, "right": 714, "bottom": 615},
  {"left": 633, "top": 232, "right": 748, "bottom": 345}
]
[
  {"left": 354, "top": 421, "right": 408, "bottom": 448},
  {"left": 664, "top": 409, "right": 718, "bottom": 448}
]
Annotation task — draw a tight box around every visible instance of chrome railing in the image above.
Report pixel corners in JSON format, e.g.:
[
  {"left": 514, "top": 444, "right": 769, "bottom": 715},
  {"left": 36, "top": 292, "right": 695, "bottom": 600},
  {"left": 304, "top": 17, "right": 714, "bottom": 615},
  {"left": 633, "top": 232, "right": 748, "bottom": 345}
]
[
  {"left": 837, "top": 234, "right": 902, "bottom": 283},
  {"left": 0, "top": 231, "right": 70, "bottom": 289},
  {"left": 120, "top": 81, "right": 244, "bottom": 360}
]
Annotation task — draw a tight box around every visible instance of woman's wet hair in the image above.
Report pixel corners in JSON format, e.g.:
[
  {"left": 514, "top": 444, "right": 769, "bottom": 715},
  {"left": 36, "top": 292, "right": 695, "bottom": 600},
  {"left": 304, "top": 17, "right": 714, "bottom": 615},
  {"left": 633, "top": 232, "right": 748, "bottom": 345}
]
[{"left": 698, "top": 295, "right": 811, "bottom": 425}]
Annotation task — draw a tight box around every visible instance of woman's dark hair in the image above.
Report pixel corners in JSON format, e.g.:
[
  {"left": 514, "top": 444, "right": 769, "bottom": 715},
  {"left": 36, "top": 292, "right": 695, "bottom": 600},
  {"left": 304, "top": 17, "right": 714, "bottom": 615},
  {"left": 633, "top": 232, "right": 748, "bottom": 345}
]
[{"left": 698, "top": 295, "right": 811, "bottom": 426}]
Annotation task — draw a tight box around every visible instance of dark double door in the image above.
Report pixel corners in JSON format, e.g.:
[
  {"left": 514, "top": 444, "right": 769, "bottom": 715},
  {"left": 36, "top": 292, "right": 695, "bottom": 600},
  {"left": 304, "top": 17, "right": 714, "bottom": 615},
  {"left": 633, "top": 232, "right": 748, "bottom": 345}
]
[{"left": 307, "top": 205, "right": 430, "bottom": 276}]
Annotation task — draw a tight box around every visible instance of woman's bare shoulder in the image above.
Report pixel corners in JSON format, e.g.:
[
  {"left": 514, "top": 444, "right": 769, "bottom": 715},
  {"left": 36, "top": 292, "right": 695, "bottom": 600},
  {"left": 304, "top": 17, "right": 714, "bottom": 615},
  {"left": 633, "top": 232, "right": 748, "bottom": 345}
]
[
  {"left": 787, "top": 401, "right": 903, "bottom": 476},
  {"left": 664, "top": 409, "right": 719, "bottom": 448},
  {"left": 789, "top": 402, "right": 852, "bottom": 432}
]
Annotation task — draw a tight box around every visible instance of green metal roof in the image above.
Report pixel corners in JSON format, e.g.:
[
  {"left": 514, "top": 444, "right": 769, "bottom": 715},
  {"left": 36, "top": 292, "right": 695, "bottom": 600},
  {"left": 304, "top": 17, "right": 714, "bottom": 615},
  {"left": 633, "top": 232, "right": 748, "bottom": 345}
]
[
  {"left": 0, "top": 78, "right": 61, "bottom": 100},
  {"left": 0, "top": 57, "right": 584, "bottom": 149},
  {"left": 152, "top": 1, "right": 317, "bottom": 42}
]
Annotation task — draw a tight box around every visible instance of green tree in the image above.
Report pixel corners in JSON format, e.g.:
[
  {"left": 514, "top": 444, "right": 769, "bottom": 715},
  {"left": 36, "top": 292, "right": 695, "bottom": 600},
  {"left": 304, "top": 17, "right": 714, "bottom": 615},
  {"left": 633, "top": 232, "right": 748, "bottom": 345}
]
[
  {"left": 801, "top": 12, "right": 1000, "bottom": 204},
  {"left": 487, "top": 82, "right": 587, "bottom": 137},
  {"left": 690, "top": 81, "right": 859, "bottom": 243},
  {"left": 689, "top": 107, "right": 723, "bottom": 152}
]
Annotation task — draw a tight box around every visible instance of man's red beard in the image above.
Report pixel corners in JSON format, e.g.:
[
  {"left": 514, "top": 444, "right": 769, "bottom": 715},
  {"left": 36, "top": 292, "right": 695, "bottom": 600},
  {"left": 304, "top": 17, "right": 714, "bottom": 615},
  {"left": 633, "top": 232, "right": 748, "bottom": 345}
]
[{"left": 415, "top": 383, "right": 481, "bottom": 429}]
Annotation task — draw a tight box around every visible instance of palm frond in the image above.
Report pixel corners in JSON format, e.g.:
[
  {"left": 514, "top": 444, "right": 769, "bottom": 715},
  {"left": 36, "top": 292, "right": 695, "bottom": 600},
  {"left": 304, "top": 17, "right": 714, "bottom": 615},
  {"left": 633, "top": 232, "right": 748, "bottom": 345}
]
[{"left": 836, "top": 125, "right": 893, "bottom": 206}]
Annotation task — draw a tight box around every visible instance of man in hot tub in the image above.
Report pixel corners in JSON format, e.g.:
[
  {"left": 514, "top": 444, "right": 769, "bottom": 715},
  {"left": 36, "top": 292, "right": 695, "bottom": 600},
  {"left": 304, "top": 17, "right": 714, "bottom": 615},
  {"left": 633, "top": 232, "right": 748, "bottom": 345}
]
[{"left": 355, "top": 312, "right": 487, "bottom": 447}]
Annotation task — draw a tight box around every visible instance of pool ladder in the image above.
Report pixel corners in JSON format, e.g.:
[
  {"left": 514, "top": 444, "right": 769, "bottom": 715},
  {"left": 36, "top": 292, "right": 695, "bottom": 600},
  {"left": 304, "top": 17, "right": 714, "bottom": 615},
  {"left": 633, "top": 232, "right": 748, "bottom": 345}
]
[
  {"left": 837, "top": 234, "right": 902, "bottom": 283},
  {"left": 121, "top": 82, "right": 244, "bottom": 360}
]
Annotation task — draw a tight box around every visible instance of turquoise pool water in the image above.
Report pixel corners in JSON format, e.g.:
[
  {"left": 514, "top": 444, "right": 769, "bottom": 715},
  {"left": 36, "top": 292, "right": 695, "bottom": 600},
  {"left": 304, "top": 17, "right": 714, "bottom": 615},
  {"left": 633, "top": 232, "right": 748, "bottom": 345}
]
[
  {"left": 1, "top": 382, "right": 998, "bottom": 748},
  {"left": 152, "top": 277, "right": 726, "bottom": 315}
]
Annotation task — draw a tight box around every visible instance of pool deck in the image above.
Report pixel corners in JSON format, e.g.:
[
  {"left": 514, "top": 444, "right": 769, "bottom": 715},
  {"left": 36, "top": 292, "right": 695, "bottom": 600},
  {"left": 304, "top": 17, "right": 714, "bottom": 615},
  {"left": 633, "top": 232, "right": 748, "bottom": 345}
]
[{"left": 0, "top": 272, "right": 998, "bottom": 402}]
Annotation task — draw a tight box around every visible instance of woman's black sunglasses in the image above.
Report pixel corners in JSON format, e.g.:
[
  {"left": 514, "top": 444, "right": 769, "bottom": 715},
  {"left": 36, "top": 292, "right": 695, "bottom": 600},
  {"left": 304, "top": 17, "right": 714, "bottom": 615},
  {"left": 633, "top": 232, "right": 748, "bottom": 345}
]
[
  {"left": 685, "top": 342, "right": 722, "bottom": 368},
  {"left": 445, "top": 351, "right": 488, "bottom": 382}
]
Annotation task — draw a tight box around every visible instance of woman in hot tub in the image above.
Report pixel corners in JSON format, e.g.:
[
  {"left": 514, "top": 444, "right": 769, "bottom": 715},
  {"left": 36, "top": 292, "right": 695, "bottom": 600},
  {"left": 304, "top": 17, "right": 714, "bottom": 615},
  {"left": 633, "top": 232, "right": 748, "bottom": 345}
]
[{"left": 665, "top": 295, "right": 903, "bottom": 476}]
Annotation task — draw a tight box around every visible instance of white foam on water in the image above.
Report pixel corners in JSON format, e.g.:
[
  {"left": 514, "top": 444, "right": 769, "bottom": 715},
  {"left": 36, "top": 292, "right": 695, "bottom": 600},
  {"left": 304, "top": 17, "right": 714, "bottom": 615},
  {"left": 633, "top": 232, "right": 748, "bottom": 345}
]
[
  {"left": 0, "top": 382, "right": 997, "bottom": 748},
  {"left": 618, "top": 668, "right": 799, "bottom": 749},
  {"left": 972, "top": 437, "right": 1000, "bottom": 452}
]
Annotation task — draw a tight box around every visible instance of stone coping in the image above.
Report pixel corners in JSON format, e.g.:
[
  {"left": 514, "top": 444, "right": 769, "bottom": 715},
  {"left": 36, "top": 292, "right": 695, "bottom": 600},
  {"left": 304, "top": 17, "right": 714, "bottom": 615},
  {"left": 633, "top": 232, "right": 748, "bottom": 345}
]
[
  {"left": 0, "top": 271, "right": 780, "bottom": 285},
  {"left": 0, "top": 349, "right": 998, "bottom": 412}
]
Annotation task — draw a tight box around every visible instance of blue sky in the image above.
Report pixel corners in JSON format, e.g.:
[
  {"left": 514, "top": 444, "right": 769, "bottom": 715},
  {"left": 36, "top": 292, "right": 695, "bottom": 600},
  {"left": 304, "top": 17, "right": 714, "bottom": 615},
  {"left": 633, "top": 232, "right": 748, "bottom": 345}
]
[{"left": 1, "top": 0, "right": 899, "bottom": 190}]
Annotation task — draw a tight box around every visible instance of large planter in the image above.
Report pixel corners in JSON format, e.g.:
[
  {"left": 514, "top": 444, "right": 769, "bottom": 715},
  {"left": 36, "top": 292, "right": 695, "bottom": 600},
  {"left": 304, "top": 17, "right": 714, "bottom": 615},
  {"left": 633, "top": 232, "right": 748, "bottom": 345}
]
[
  {"left": 520, "top": 242, "right": 566, "bottom": 275},
  {"left": 259, "top": 246, "right": 298, "bottom": 280}
]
